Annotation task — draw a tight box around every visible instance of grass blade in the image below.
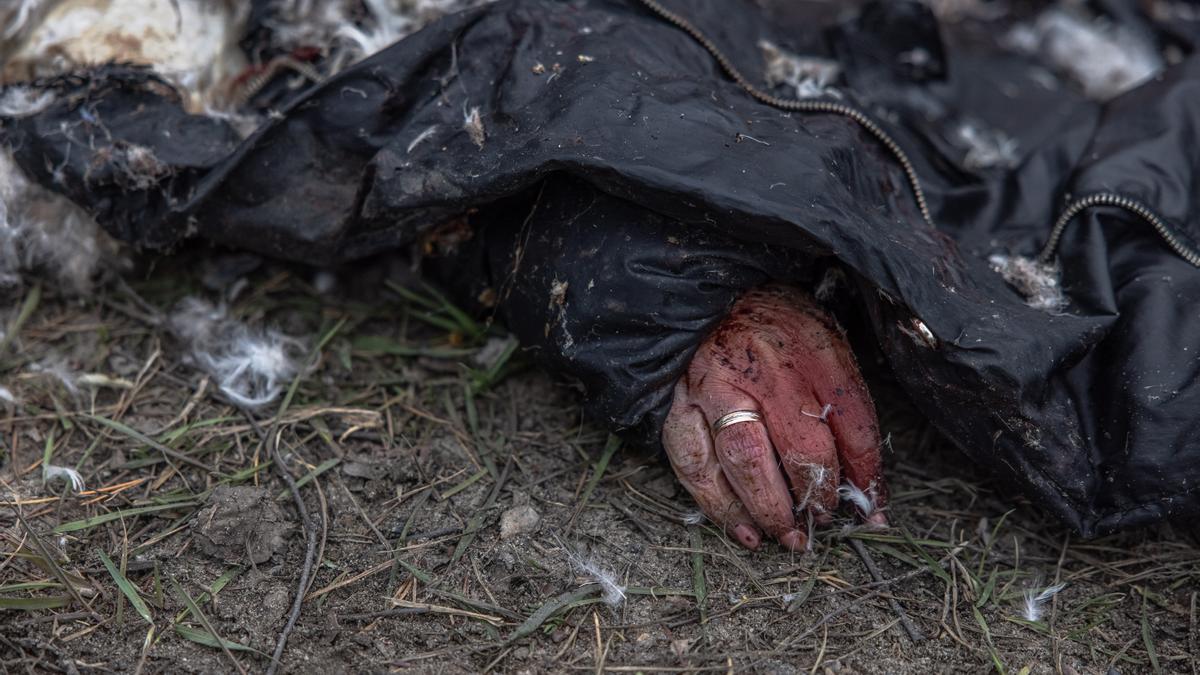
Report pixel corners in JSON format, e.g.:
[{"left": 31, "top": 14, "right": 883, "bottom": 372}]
[
  {"left": 274, "top": 458, "right": 341, "bottom": 500},
  {"left": 87, "top": 414, "right": 222, "bottom": 476},
  {"left": 972, "top": 605, "right": 1006, "bottom": 675},
  {"left": 568, "top": 434, "right": 621, "bottom": 526},
  {"left": 0, "top": 596, "right": 70, "bottom": 610},
  {"left": 468, "top": 338, "right": 520, "bottom": 394},
  {"left": 276, "top": 317, "right": 346, "bottom": 418},
  {"left": 424, "top": 282, "right": 484, "bottom": 338},
  {"left": 785, "top": 548, "right": 829, "bottom": 612},
  {"left": 98, "top": 549, "right": 153, "bottom": 624},
  {"left": 1141, "top": 592, "right": 1161, "bottom": 674},
  {"left": 0, "top": 282, "right": 40, "bottom": 358},
  {"left": 351, "top": 335, "right": 473, "bottom": 358},
  {"left": 171, "top": 577, "right": 251, "bottom": 672},
  {"left": 505, "top": 585, "right": 599, "bottom": 644},
  {"left": 54, "top": 502, "right": 199, "bottom": 533},
  {"left": 975, "top": 567, "right": 999, "bottom": 609},
  {"left": 172, "top": 567, "right": 243, "bottom": 624},
  {"left": 174, "top": 625, "right": 259, "bottom": 653},
  {"left": 899, "top": 527, "right": 952, "bottom": 584},
  {"left": 450, "top": 456, "right": 512, "bottom": 565},
  {"left": 0, "top": 582, "right": 64, "bottom": 593},
  {"left": 440, "top": 468, "right": 488, "bottom": 500}
]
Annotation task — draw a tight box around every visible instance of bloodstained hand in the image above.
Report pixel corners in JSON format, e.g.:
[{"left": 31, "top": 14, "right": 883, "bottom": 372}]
[{"left": 663, "top": 284, "right": 887, "bottom": 552}]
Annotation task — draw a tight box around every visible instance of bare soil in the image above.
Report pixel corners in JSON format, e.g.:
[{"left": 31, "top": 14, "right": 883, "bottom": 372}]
[{"left": 1, "top": 252, "right": 1197, "bottom": 674}]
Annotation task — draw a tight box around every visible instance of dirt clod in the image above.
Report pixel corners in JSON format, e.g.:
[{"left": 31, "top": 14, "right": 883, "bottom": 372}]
[
  {"left": 193, "top": 485, "right": 293, "bottom": 564},
  {"left": 261, "top": 586, "right": 292, "bottom": 623}
]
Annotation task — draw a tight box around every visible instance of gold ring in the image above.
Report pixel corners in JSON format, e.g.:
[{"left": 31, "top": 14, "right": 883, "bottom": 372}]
[{"left": 711, "top": 410, "right": 762, "bottom": 435}]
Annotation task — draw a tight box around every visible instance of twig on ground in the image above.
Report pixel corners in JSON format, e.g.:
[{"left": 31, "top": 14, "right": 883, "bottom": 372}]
[
  {"left": 850, "top": 537, "right": 924, "bottom": 643},
  {"left": 308, "top": 465, "right": 330, "bottom": 598},
  {"left": 253, "top": 319, "right": 342, "bottom": 674},
  {"left": 609, "top": 497, "right": 658, "bottom": 541},
  {"left": 245, "top": 426, "right": 308, "bottom": 665},
  {"left": 338, "top": 607, "right": 427, "bottom": 622},
  {"left": 402, "top": 525, "right": 464, "bottom": 542},
  {"left": 265, "top": 426, "right": 318, "bottom": 675},
  {"left": 335, "top": 475, "right": 403, "bottom": 591},
  {"left": 775, "top": 538, "right": 965, "bottom": 650}
]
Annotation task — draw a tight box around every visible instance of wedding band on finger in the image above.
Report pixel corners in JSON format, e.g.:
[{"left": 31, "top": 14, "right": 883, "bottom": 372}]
[{"left": 711, "top": 410, "right": 763, "bottom": 436}]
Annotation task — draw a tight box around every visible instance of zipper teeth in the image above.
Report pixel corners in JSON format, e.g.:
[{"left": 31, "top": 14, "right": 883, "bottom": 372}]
[
  {"left": 1038, "top": 193, "right": 1200, "bottom": 268},
  {"left": 636, "top": 0, "right": 1200, "bottom": 270},
  {"left": 634, "top": 0, "right": 935, "bottom": 229},
  {"left": 228, "top": 57, "right": 323, "bottom": 108}
]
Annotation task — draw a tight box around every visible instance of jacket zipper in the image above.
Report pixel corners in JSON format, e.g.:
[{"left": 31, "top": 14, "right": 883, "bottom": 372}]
[
  {"left": 634, "top": 0, "right": 933, "bottom": 227},
  {"left": 1038, "top": 193, "right": 1200, "bottom": 268},
  {"left": 634, "top": 0, "right": 1200, "bottom": 269}
]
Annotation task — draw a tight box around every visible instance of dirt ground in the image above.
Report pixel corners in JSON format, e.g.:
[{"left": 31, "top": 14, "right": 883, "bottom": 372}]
[{"left": 1, "top": 250, "right": 1197, "bottom": 674}]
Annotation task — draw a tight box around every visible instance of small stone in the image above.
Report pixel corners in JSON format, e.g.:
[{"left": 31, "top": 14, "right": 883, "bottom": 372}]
[{"left": 499, "top": 504, "right": 541, "bottom": 539}]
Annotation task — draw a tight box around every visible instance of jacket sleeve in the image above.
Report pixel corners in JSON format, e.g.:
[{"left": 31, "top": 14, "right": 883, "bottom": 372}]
[{"left": 423, "top": 174, "right": 814, "bottom": 447}]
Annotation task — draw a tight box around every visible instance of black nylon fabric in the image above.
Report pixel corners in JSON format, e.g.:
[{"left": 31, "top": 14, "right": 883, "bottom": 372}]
[
  {"left": 422, "top": 174, "right": 813, "bottom": 448},
  {"left": 4, "top": 0, "right": 1200, "bottom": 536}
]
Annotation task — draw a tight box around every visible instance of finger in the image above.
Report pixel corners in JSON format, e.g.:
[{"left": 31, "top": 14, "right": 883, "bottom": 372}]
[
  {"left": 815, "top": 359, "right": 888, "bottom": 524},
  {"left": 785, "top": 304, "right": 888, "bottom": 522},
  {"left": 759, "top": 385, "right": 840, "bottom": 522},
  {"left": 812, "top": 351, "right": 884, "bottom": 494},
  {"left": 698, "top": 385, "right": 806, "bottom": 552},
  {"left": 663, "top": 383, "right": 762, "bottom": 550}
]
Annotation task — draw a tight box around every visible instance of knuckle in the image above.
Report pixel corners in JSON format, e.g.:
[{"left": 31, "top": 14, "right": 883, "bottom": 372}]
[
  {"left": 719, "top": 427, "right": 768, "bottom": 469},
  {"left": 698, "top": 354, "right": 755, "bottom": 387},
  {"left": 748, "top": 326, "right": 787, "bottom": 351},
  {"left": 667, "top": 444, "right": 710, "bottom": 484},
  {"left": 694, "top": 339, "right": 764, "bottom": 380},
  {"left": 688, "top": 473, "right": 718, "bottom": 494},
  {"left": 709, "top": 494, "right": 746, "bottom": 520}
]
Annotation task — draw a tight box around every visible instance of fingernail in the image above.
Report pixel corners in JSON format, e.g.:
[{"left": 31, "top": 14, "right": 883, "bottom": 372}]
[
  {"left": 866, "top": 512, "right": 889, "bottom": 528},
  {"left": 780, "top": 529, "right": 807, "bottom": 552},
  {"left": 734, "top": 524, "right": 761, "bottom": 550}
]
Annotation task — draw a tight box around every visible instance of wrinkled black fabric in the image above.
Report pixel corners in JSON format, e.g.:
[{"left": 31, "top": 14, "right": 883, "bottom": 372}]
[
  {"left": 423, "top": 174, "right": 813, "bottom": 445},
  {"left": 4, "top": 0, "right": 1200, "bottom": 536}
]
